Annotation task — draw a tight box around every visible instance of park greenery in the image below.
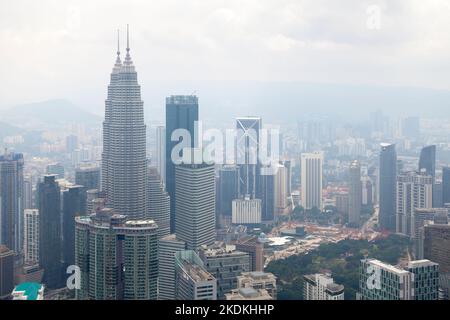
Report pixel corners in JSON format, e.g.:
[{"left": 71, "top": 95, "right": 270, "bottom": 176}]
[{"left": 265, "top": 234, "right": 412, "bottom": 300}]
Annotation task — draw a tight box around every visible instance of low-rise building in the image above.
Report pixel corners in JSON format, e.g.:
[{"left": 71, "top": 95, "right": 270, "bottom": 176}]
[
  {"left": 237, "top": 271, "right": 277, "bottom": 299},
  {"left": 225, "top": 287, "right": 273, "bottom": 300}
]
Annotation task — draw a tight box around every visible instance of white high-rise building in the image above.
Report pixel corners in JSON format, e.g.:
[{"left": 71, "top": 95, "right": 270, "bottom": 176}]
[
  {"left": 303, "top": 273, "right": 344, "bottom": 300},
  {"left": 175, "top": 163, "right": 216, "bottom": 250},
  {"left": 232, "top": 198, "right": 262, "bottom": 225},
  {"left": 301, "top": 152, "right": 323, "bottom": 210},
  {"left": 101, "top": 26, "right": 147, "bottom": 219},
  {"left": 274, "top": 163, "right": 289, "bottom": 215},
  {"left": 358, "top": 259, "right": 439, "bottom": 300},
  {"left": 174, "top": 250, "right": 217, "bottom": 300},
  {"left": 158, "top": 234, "right": 186, "bottom": 300},
  {"left": 23, "top": 209, "right": 39, "bottom": 264},
  {"left": 396, "top": 171, "right": 433, "bottom": 236}
]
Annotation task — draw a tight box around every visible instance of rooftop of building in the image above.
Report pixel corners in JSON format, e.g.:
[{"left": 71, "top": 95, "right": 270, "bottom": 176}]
[
  {"left": 182, "top": 262, "right": 215, "bottom": 282},
  {"left": 75, "top": 164, "right": 100, "bottom": 172},
  {"left": 240, "top": 271, "right": 276, "bottom": 280},
  {"left": 166, "top": 95, "right": 198, "bottom": 104},
  {"left": 364, "top": 259, "right": 410, "bottom": 275},
  {"left": 226, "top": 288, "right": 272, "bottom": 300},
  {"left": 325, "top": 283, "right": 345, "bottom": 294},
  {"left": 234, "top": 235, "right": 261, "bottom": 245},
  {"left": 0, "top": 152, "right": 24, "bottom": 161},
  {"left": 0, "top": 245, "right": 14, "bottom": 255},
  {"left": 12, "top": 282, "right": 44, "bottom": 300},
  {"left": 201, "top": 243, "right": 247, "bottom": 257},
  {"left": 425, "top": 223, "right": 450, "bottom": 230},
  {"left": 407, "top": 260, "right": 439, "bottom": 268},
  {"left": 303, "top": 273, "right": 333, "bottom": 284},
  {"left": 76, "top": 208, "right": 157, "bottom": 230}
]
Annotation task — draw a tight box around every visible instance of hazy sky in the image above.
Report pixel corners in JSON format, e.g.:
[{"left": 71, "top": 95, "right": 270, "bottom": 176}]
[{"left": 1, "top": 0, "right": 450, "bottom": 111}]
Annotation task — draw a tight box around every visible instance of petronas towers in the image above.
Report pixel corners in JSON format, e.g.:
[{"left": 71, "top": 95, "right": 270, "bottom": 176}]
[{"left": 102, "top": 27, "right": 147, "bottom": 219}]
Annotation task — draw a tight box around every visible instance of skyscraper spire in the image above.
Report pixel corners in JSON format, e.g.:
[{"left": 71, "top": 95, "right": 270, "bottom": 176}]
[
  {"left": 114, "top": 29, "right": 122, "bottom": 67},
  {"left": 124, "top": 24, "right": 133, "bottom": 65},
  {"left": 117, "top": 29, "right": 120, "bottom": 56},
  {"left": 127, "top": 24, "right": 130, "bottom": 52}
]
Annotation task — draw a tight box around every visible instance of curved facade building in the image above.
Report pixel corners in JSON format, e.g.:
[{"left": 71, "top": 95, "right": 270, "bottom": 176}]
[
  {"left": 147, "top": 167, "right": 170, "bottom": 239},
  {"left": 419, "top": 145, "right": 436, "bottom": 179},
  {"left": 102, "top": 28, "right": 147, "bottom": 219}
]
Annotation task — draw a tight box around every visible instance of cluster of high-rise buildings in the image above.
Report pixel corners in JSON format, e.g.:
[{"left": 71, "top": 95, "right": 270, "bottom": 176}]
[
  {"left": 2, "top": 29, "right": 450, "bottom": 302},
  {"left": 376, "top": 142, "right": 450, "bottom": 298},
  {"left": 0, "top": 29, "right": 278, "bottom": 301}
]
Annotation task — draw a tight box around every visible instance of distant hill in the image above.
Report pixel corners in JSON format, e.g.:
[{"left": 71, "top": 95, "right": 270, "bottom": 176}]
[
  {"left": 0, "top": 122, "right": 21, "bottom": 140},
  {"left": 0, "top": 99, "right": 101, "bottom": 129},
  {"left": 139, "top": 81, "right": 450, "bottom": 125}
]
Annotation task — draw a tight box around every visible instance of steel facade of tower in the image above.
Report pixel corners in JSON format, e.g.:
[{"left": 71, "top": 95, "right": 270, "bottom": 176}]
[
  {"left": 218, "top": 165, "right": 240, "bottom": 216},
  {"left": 0, "top": 152, "right": 24, "bottom": 253},
  {"left": 379, "top": 143, "right": 397, "bottom": 231},
  {"left": 165, "top": 95, "right": 199, "bottom": 233},
  {"left": 236, "top": 117, "right": 261, "bottom": 199},
  {"left": 102, "top": 28, "right": 147, "bottom": 219}
]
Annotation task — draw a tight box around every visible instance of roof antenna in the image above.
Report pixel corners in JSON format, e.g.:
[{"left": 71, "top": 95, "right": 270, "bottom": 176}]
[
  {"left": 115, "top": 29, "right": 122, "bottom": 66},
  {"left": 124, "top": 24, "right": 132, "bottom": 64},
  {"left": 117, "top": 29, "right": 120, "bottom": 57}
]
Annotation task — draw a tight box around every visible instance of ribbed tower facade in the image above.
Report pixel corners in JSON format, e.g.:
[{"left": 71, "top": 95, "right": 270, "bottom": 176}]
[{"left": 102, "top": 28, "right": 147, "bottom": 219}]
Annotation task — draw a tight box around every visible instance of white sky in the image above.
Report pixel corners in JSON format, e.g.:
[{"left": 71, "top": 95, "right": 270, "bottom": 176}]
[{"left": 1, "top": 0, "right": 450, "bottom": 109}]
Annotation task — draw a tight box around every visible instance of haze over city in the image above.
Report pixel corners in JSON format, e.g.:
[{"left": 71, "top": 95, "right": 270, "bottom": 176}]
[
  {"left": 2, "top": 0, "right": 450, "bottom": 121},
  {"left": 1, "top": 0, "right": 450, "bottom": 311}
]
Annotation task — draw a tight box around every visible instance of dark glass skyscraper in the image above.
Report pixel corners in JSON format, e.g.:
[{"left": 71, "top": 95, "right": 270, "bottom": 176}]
[
  {"left": 259, "top": 167, "right": 275, "bottom": 221},
  {"left": 38, "top": 174, "right": 62, "bottom": 288},
  {"left": 165, "top": 95, "right": 199, "bottom": 233},
  {"left": 442, "top": 167, "right": 450, "bottom": 205},
  {"left": 379, "top": 143, "right": 397, "bottom": 232},
  {"left": 0, "top": 152, "right": 24, "bottom": 253},
  {"left": 75, "top": 166, "right": 100, "bottom": 191},
  {"left": 62, "top": 185, "right": 86, "bottom": 269},
  {"left": 419, "top": 145, "right": 436, "bottom": 179},
  {"left": 218, "top": 165, "right": 240, "bottom": 216}
]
